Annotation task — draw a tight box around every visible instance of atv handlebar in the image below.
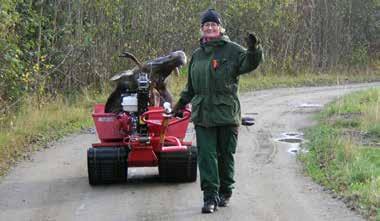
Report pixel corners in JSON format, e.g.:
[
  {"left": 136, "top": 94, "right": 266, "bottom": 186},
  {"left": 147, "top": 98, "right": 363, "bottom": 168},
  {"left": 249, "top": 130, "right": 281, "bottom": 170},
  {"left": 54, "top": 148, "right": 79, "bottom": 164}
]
[{"left": 141, "top": 108, "right": 191, "bottom": 126}]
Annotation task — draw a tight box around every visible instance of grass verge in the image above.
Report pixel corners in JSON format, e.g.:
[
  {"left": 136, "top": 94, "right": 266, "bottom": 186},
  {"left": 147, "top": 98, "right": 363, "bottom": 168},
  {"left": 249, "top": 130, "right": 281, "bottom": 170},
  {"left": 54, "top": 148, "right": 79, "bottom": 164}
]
[
  {"left": 300, "top": 88, "right": 380, "bottom": 220},
  {"left": 0, "top": 88, "right": 109, "bottom": 176}
]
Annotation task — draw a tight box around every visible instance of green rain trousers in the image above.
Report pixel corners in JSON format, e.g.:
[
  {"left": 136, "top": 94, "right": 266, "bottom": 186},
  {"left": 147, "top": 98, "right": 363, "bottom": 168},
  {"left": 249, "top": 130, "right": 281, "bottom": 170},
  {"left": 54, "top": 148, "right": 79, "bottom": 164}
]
[{"left": 195, "top": 125, "right": 238, "bottom": 201}]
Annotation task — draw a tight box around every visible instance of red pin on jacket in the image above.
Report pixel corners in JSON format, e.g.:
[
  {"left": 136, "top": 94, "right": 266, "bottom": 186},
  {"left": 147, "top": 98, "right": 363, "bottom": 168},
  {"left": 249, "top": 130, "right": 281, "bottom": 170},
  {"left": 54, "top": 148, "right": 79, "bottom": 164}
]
[{"left": 212, "top": 59, "right": 219, "bottom": 70}]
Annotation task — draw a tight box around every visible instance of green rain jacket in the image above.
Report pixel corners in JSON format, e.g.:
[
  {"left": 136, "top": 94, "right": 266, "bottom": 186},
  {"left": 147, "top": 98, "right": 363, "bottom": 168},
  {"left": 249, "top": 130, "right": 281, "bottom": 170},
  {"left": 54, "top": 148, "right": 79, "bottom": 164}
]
[{"left": 177, "top": 35, "right": 263, "bottom": 127}]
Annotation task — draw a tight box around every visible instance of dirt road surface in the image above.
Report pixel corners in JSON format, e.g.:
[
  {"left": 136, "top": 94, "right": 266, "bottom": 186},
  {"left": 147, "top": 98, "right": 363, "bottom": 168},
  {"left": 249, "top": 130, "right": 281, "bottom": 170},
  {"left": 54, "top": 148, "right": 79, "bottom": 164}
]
[{"left": 1, "top": 83, "right": 379, "bottom": 221}]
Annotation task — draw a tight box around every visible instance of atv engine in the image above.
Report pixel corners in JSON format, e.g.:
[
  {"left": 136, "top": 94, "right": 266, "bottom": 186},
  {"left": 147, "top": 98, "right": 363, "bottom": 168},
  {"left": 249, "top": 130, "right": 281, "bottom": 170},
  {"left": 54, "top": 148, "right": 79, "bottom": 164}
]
[{"left": 119, "top": 72, "right": 150, "bottom": 135}]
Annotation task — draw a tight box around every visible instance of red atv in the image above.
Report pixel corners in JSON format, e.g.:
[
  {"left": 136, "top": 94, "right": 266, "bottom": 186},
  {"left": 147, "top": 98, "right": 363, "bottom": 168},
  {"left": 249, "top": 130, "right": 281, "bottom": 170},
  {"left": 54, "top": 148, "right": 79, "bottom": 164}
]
[{"left": 88, "top": 72, "right": 196, "bottom": 185}]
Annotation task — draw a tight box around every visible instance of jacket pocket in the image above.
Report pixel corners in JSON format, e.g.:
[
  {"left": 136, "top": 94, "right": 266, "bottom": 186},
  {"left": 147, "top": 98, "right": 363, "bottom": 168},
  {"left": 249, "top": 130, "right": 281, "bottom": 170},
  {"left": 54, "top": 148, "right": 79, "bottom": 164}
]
[
  {"left": 211, "top": 96, "right": 237, "bottom": 125},
  {"left": 190, "top": 96, "right": 203, "bottom": 123}
]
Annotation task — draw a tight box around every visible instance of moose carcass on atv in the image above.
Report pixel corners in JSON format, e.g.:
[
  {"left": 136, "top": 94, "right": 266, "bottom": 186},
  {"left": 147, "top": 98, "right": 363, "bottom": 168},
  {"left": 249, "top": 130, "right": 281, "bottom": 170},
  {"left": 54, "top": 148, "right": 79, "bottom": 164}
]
[{"left": 88, "top": 50, "right": 197, "bottom": 185}]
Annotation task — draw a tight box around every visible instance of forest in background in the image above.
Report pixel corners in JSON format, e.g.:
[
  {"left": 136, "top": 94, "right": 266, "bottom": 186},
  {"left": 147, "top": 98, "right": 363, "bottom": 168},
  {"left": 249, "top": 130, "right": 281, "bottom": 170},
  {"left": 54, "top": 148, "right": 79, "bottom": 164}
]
[{"left": 1, "top": 0, "right": 380, "bottom": 111}]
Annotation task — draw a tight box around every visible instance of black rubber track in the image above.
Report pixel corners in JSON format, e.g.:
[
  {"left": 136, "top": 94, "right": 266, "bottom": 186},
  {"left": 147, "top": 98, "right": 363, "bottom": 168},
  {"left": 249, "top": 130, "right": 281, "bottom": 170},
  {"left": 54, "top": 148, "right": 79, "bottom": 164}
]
[
  {"left": 159, "top": 146, "right": 197, "bottom": 182},
  {"left": 87, "top": 147, "right": 128, "bottom": 185}
]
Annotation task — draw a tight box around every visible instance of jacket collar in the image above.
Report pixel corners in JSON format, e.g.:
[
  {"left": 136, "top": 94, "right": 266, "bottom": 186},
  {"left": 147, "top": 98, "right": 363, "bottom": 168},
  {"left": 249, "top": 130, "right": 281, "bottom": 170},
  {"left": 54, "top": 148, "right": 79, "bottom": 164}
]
[{"left": 200, "top": 35, "right": 230, "bottom": 53}]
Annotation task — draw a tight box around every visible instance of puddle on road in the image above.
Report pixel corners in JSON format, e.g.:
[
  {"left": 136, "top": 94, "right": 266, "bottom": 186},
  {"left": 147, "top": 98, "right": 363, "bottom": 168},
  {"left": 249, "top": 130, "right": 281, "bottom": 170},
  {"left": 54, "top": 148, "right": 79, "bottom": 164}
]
[
  {"left": 278, "top": 138, "right": 303, "bottom": 143},
  {"left": 286, "top": 144, "right": 309, "bottom": 154},
  {"left": 275, "top": 132, "right": 308, "bottom": 155},
  {"left": 297, "top": 103, "right": 322, "bottom": 108},
  {"left": 284, "top": 132, "right": 302, "bottom": 137},
  {"left": 288, "top": 145, "right": 300, "bottom": 154}
]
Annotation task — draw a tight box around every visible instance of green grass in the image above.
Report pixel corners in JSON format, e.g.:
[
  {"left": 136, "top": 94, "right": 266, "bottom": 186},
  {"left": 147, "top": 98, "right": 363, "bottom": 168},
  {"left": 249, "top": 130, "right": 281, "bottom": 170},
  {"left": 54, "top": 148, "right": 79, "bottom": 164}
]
[
  {"left": 300, "top": 88, "right": 380, "bottom": 220},
  {"left": 0, "top": 87, "right": 109, "bottom": 176}
]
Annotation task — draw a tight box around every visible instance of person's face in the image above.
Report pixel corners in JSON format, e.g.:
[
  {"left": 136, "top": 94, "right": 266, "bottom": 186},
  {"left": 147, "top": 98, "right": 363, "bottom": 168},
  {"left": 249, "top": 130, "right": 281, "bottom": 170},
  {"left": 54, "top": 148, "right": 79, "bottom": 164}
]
[{"left": 201, "top": 22, "right": 221, "bottom": 38}]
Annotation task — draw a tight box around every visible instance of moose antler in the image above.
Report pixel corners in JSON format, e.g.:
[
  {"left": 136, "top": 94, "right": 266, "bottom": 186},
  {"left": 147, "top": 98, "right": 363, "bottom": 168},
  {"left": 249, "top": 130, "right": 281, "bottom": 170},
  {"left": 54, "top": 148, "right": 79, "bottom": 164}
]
[{"left": 120, "top": 52, "right": 143, "bottom": 70}]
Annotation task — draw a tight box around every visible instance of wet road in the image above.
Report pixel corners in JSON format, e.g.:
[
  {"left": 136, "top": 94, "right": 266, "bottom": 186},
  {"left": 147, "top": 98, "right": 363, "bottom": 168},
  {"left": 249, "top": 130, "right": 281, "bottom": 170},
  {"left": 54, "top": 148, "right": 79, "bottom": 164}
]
[{"left": 1, "top": 83, "right": 378, "bottom": 221}]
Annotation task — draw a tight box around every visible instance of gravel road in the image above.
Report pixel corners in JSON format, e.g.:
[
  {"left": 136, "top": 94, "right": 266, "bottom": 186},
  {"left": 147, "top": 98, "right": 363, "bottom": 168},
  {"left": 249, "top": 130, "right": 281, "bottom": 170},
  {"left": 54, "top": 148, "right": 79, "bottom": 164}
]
[{"left": 1, "top": 83, "right": 379, "bottom": 221}]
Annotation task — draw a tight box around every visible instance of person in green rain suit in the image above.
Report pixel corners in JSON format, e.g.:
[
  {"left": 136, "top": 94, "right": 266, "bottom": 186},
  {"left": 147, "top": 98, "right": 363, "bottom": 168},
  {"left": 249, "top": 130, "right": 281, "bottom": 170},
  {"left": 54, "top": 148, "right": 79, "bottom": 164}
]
[{"left": 173, "top": 9, "right": 263, "bottom": 214}]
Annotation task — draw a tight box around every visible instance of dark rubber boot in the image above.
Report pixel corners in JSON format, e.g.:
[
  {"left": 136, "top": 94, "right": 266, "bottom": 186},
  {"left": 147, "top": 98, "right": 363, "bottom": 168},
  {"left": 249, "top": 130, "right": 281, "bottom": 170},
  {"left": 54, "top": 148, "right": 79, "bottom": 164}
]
[
  {"left": 218, "top": 195, "right": 231, "bottom": 207},
  {"left": 201, "top": 199, "right": 218, "bottom": 213}
]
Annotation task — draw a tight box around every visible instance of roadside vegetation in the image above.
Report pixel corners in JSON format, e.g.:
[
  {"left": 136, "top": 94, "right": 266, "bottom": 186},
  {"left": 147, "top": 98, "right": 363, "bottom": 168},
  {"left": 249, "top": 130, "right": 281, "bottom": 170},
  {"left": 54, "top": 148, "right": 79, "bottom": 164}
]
[
  {"left": 300, "top": 88, "right": 380, "bottom": 220},
  {"left": 0, "top": 88, "right": 109, "bottom": 176}
]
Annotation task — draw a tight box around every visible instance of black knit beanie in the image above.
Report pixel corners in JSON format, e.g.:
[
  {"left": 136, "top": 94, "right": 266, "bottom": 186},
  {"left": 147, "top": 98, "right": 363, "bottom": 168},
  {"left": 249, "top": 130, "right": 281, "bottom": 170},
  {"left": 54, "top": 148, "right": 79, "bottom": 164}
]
[{"left": 201, "top": 9, "right": 222, "bottom": 26}]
